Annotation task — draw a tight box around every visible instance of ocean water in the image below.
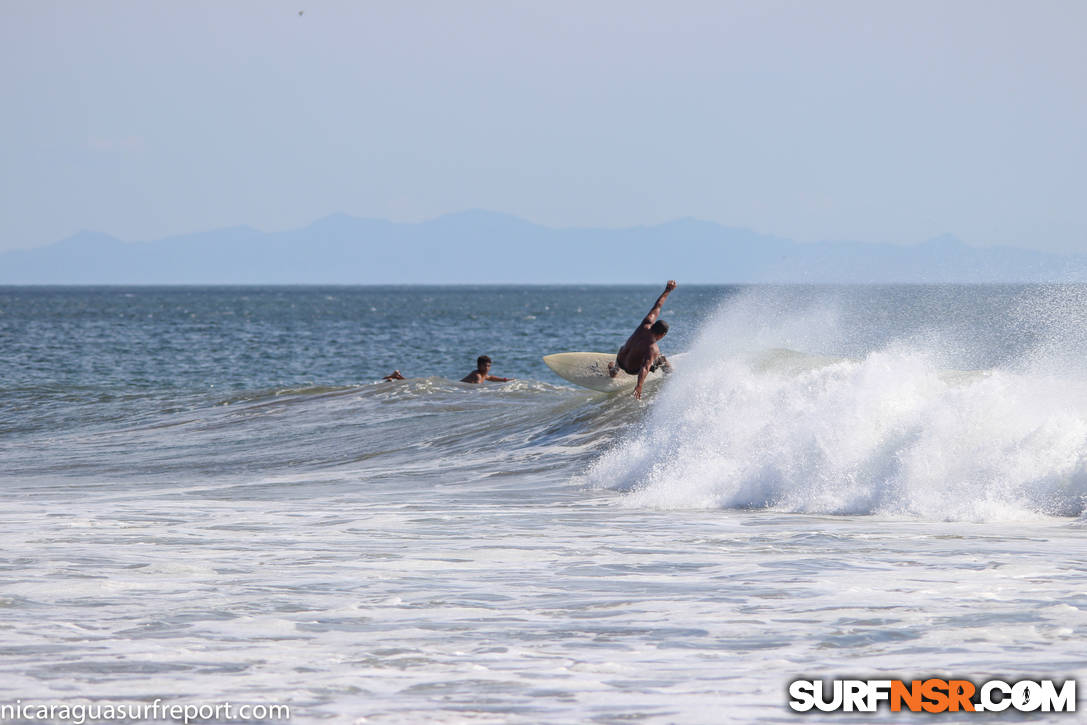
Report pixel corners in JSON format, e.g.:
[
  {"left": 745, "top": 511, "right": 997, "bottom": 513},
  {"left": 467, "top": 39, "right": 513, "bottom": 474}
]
[{"left": 1, "top": 285, "right": 1086, "bottom": 723}]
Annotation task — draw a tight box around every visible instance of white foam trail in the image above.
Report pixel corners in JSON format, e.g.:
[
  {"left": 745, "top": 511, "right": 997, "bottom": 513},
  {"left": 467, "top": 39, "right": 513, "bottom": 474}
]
[{"left": 587, "top": 290, "right": 1087, "bottom": 521}]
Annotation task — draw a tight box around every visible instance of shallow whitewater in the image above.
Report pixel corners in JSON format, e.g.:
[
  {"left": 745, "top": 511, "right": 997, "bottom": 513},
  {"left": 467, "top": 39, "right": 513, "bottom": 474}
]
[
  {"left": 2, "top": 481, "right": 1084, "bottom": 723},
  {"left": 2, "top": 285, "right": 1087, "bottom": 722}
]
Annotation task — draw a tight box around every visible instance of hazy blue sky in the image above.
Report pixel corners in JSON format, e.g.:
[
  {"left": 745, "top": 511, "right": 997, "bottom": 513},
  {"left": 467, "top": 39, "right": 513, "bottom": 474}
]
[{"left": 2, "top": 1, "right": 1084, "bottom": 253}]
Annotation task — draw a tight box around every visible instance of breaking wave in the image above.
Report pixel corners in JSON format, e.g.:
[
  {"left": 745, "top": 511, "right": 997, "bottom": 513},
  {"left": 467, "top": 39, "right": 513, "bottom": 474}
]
[{"left": 587, "top": 288, "right": 1087, "bottom": 521}]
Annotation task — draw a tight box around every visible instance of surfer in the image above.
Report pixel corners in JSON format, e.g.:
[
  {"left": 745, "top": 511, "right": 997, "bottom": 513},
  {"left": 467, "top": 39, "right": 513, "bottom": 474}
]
[
  {"left": 381, "top": 356, "right": 512, "bottom": 384},
  {"left": 608, "top": 280, "right": 676, "bottom": 399},
  {"left": 461, "top": 355, "right": 512, "bottom": 384}
]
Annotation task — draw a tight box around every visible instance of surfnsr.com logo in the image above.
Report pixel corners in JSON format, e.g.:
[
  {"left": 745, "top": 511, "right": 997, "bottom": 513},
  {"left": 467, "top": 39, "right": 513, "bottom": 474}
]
[{"left": 788, "top": 678, "right": 1076, "bottom": 713}]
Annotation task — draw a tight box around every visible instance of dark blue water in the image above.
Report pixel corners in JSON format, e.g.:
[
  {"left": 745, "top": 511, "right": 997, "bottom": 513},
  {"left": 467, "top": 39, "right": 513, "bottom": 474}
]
[{"left": 1, "top": 286, "right": 711, "bottom": 392}]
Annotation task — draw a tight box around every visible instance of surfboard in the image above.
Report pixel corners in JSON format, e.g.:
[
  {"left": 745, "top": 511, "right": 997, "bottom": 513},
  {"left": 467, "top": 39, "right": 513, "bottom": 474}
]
[{"left": 542, "top": 352, "right": 670, "bottom": 393}]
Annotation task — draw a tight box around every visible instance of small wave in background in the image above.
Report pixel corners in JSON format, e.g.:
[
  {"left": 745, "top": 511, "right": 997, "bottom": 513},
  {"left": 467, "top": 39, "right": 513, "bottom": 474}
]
[{"left": 589, "top": 287, "right": 1087, "bottom": 521}]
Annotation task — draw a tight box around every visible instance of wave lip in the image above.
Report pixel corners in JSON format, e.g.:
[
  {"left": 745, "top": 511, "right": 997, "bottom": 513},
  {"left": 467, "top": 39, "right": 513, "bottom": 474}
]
[{"left": 588, "top": 342, "right": 1087, "bottom": 522}]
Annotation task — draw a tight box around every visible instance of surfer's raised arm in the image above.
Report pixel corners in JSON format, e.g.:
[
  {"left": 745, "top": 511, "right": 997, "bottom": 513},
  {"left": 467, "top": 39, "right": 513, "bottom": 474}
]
[{"left": 642, "top": 280, "right": 677, "bottom": 326}]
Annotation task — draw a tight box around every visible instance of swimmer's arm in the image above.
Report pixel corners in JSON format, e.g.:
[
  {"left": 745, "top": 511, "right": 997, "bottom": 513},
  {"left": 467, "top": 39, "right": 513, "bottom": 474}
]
[{"left": 485, "top": 375, "right": 512, "bottom": 382}]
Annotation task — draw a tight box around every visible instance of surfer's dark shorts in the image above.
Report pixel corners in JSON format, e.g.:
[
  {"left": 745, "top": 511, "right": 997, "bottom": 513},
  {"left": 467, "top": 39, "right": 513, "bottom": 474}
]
[{"left": 616, "top": 354, "right": 669, "bottom": 376}]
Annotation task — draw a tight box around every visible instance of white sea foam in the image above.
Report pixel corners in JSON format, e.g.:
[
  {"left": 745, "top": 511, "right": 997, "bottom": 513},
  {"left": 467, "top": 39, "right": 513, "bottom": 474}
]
[{"left": 588, "top": 290, "right": 1087, "bottom": 521}]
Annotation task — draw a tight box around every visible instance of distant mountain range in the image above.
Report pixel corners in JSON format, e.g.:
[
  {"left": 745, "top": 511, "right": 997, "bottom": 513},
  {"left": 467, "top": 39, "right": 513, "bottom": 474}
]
[{"left": 3, "top": 211, "right": 1085, "bottom": 284}]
